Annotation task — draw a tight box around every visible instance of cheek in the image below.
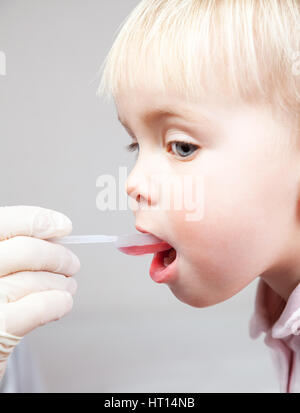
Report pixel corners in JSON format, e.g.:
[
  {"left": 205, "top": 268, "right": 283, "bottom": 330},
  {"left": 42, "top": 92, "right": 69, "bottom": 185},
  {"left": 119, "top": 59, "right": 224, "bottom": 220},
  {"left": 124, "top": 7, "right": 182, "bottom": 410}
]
[{"left": 168, "top": 159, "right": 297, "bottom": 305}]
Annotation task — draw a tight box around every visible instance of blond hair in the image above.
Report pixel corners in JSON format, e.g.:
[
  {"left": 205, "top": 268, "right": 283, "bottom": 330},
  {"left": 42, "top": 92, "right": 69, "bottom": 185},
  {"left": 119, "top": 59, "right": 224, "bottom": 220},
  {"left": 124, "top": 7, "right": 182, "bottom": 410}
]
[{"left": 97, "top": 0, "right": 300, "bottom": 119}]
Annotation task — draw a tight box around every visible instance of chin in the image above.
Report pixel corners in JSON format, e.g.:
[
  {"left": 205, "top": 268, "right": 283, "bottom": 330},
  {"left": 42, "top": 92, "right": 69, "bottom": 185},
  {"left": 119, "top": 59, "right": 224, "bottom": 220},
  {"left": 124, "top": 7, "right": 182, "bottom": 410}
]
[
  {"left": 168, "top": 286, "right": 214, "bottom": 308},
  {"left": 168, "top": 283, "right": 234, "bottom": 309}
]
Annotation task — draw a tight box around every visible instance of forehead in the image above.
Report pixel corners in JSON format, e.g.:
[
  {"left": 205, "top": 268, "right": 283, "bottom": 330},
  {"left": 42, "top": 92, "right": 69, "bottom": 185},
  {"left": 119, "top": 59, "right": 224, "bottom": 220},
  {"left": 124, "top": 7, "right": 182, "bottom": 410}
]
[{"left": 114, "top": 86, "right": 218, "bottom": 131}]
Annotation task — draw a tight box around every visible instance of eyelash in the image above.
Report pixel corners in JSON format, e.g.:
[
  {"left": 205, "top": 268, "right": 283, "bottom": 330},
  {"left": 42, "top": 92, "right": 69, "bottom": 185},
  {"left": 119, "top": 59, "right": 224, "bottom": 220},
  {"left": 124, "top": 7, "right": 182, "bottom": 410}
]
[
  {"left": 126, "top": 141, "right": 200, "bottom": 159},
  {"left": 126, "top": 142, "right": 139, "bottom": 153}
]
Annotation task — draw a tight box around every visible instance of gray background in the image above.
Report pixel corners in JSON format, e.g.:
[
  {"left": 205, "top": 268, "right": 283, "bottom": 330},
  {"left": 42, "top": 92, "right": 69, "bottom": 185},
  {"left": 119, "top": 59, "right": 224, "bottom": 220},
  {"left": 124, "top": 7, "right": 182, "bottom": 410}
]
[{"left": 0, "top": 0, "right": 278, "bottom": 392}]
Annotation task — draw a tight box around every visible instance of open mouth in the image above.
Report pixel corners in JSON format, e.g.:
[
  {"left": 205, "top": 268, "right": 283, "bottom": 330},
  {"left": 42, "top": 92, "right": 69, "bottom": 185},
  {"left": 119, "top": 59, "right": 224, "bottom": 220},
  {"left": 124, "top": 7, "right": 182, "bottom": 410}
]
[
  {"left": 150, "top": 246, "right": 178, "bottom": 283},
  {"left": 117, "top": 226, "right": 178, "bottom": 283},
  {"left": 162, "top": 247, "right": 177, "bottom": 266}
]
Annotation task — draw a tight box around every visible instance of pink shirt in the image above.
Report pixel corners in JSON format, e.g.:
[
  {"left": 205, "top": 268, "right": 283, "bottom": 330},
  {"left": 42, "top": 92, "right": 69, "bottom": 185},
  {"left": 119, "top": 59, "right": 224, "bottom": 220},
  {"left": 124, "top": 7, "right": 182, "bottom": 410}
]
[{"left": 249, "top": 279, "right": 300, "bottom": 393}]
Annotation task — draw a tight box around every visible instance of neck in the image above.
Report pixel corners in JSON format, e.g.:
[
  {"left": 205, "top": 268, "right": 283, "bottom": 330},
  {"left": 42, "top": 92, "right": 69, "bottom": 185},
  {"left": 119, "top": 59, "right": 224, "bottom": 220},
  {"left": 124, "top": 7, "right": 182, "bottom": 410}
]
[{"left": 260, "top": 238, "right": 300, "bottom": 302}]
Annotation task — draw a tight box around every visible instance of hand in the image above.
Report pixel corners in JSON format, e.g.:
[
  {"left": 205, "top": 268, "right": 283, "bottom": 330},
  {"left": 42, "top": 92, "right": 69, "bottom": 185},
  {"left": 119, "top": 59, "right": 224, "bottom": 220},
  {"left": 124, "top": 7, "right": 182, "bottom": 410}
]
[{"left": 0, "top": 205, "right": 80, "bottom": 380}]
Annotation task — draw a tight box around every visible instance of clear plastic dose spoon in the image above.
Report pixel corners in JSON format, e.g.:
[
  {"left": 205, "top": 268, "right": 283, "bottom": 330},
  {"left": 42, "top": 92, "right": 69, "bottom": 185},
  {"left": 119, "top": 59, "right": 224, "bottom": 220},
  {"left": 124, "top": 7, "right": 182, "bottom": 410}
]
[{"left": 48, "top": 233, "right": 172, "bottom": 256}]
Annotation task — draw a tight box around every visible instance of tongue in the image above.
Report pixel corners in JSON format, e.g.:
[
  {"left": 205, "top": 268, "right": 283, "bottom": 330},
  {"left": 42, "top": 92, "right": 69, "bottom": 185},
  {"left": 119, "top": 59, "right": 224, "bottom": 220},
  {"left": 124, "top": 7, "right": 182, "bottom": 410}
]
[{"left": 115, "top": 233, "right": 172, "bottom": 256}]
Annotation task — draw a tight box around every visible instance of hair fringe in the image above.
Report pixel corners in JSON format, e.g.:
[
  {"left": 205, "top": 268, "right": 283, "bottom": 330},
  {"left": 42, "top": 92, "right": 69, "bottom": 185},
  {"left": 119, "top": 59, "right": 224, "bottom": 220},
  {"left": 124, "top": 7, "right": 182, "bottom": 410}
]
[{"left": 97, "top": 0, "right": 300, "bottom": 119}]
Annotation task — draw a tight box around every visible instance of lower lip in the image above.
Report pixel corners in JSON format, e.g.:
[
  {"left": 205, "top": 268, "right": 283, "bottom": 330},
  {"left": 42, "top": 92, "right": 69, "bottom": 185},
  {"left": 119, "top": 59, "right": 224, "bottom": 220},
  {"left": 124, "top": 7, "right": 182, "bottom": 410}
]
[{"left": 149, "top": 248, "right": 178, "bottom": 283}]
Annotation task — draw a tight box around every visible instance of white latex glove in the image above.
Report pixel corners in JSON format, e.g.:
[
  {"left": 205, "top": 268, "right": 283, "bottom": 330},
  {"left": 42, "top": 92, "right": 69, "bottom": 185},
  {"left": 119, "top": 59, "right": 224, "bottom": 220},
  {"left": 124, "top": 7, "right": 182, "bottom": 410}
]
[{"left": 0, "top": 205, "right": 80, "bottom": 381}]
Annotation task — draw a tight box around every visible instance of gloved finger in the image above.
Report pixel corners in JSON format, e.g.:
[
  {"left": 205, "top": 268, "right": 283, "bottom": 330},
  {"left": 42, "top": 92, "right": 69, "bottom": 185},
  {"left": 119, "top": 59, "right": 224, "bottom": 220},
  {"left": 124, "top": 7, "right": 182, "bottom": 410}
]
[
  {"left": 0, "top": 271, "right": 77, "bottom": 304},
  {"left": 0, "top": 236, "right": 80, "bottom": 278},
  {"left": 1, "top": 290, "right": 74, "bottom": 337},
  {"left": 0, "top": 205, "right": 72, "bottom": 241}
]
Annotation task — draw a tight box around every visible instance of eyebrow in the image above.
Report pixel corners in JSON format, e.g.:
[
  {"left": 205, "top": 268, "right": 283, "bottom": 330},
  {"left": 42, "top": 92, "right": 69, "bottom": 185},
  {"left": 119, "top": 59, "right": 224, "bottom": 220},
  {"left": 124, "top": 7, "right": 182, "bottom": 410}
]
[{"left": 118, "top": 107, "right": 208, "bottom": 139}]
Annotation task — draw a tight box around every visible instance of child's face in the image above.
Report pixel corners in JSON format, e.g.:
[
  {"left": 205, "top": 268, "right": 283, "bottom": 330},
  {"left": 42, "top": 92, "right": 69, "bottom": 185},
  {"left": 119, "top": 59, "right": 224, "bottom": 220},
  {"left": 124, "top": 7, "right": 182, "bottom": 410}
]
[{"left": 116, "top": 87, "right": 299, "bottom": 307}]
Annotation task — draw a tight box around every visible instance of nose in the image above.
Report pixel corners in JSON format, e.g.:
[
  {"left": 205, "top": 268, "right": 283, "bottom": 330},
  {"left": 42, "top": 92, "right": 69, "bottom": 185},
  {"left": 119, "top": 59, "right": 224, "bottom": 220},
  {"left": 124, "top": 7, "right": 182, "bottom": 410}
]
[{"left": 126, "top": 162, "right": 158, "bottom": 207}]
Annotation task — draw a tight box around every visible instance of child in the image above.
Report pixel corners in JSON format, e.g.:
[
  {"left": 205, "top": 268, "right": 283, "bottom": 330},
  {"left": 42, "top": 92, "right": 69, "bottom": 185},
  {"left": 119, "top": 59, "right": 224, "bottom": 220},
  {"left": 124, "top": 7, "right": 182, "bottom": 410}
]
[{"left": 97, "top": 0, "right": 300, "bottom": 392}]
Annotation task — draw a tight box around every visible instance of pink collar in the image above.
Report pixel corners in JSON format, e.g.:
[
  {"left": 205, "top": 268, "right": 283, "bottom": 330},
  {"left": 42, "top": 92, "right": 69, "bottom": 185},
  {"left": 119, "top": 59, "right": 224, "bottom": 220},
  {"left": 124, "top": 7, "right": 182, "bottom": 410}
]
[{"left": 249, "top": 279, "right": 300, "bottom": 392}]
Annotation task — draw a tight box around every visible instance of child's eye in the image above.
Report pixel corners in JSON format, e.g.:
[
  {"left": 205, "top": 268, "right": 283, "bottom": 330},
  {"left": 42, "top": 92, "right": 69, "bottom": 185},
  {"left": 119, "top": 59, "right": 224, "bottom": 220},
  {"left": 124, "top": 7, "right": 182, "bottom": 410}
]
[
  {"left": 168, "top": 141, "right": 199, "bottom": 158},
  {"left": 125, "top": 141, "right": 199, "bottom": 159}
]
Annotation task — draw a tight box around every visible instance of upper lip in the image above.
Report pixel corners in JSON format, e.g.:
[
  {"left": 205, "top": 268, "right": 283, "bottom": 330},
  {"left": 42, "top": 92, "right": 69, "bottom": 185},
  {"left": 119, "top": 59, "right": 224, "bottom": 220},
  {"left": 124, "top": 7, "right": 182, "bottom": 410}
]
[
  {"left": 135, "top": 224, "right": 174, "bottom": 250},
  {"left": 135, "top": 225, "right": 149, "bottom": 234}
]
